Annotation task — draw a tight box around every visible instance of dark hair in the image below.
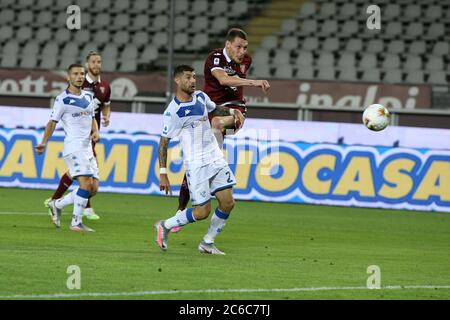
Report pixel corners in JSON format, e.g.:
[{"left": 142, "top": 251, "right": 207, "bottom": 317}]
[
  {"left": 226, "top": 28, "right": 247, "bottom": 42},
  {"left": 86, "top": 50, "right": 101, "bottom": 61},
  {"left": 173, "top": 65, "right": 194, "bottom": 78},
  {"left": 67, "top": 63, "right": 85, "bottom": 72}
]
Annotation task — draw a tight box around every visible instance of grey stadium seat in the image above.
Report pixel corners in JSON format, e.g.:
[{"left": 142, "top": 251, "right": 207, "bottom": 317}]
[
  {"left": 405, "top": 22, "right": 423, "bottom": 40},
  {"left": 405, "top": 70, "right": 425, "bottom": 84},
  {"left": 73, "top": 29, "right": 91, "bottom": 45},
  {"left": 281, "top": 36, "right": 298, "bottom": 51},
  {"left": 192, "top": 0, "right": 208, "bottom": 14},
  {"left": 428, "top": 71, "right": 447, "bottom": 85},
  {"left": 339, "top": 3, "right": 357, "bottom": 18},
  {"left": 253, "top": 49, "right": 270, "bottom": 65},
  {"left": 384, "top": 4, "right": 400, "bottom": 21},
  {"left": 337, "top": 52, "right": 356, "bottom": 69},
  {"left": 299, "top": 2, "right": 316, "bottom": 18},
  {"left": 252, "top": 64, "right": 271, "bottom": 78},
  {"left": 20, "top": 54, "right": 38, "bottom": 68},
  {"left": 281, "top": 19, "right": 297, "bottom": 34},
  {"left": 101, "top": 58, "right": 117, "bottom": 72},
  {"left": 192, "top": 60, "right": 205, "bottom": 76},
  {"left": 322, "top": 38, "right": 339, "bottom": 52},
  {"left": 383, "top": 69, "right": 403, "bottom": 84},
  {"left": 382, "top": 22, "right": 402, "bottom": 39},
  {"left": 409, "top": 41, "right": 426, "bottom": 55},
  {"left": 174, "top": 0, "right": 189, "bottom": 14},
  {"left": 175, "top": 16, "right": 189, "bottom": 31},
  {"left": 112, "top": 0, "right": 130, "bottom": 13},
  {"left": 210, "top": 16, "right": 228, "bottom": 33},
  {"left": 16, "top": 27, "right": 33, "bottom": 43},
  {"left": 35, "top": 11, "right": 53, "bottom": 27},
  {"left": 153, "top": 15, "right": 168, "bottom": 31},
  {"left": 0, "top": 10, "right": 15, "bottom": 26},
  {"left": 339, "top": 68, "right": 358, "bottom": 82},
  {"left": 302, "top": 37, "right": 319, "bottom": 51},
  {"left": 432, "top": 42, "right": 449, "bottom": 56},
  {"left": 296, "top": 66, "right": 314, "bottom": 80},
  {"left": 387, "top": 40, "right": 405, "bottom": 54},
  {"left": 103, "top": 43, "right": 119, "bottom": 59},
  {"left": 192, "top": 16, "right": 208, "bottom": 33},
  {"left": 132, "top": 0, "right": 150, "bottom": 12},
  {"left": 92, "top": 30, "right": 110, "bottom": 45},
  {"left": 319, "top": 20, "right": 337, "bottom": 37},
  {"left": 132, "top": 14, "right": 150, "bottom": 31},
  {"left": 425, "top": 5, "right": 442, "bottom": 21},
  {"left": 403, "top": 55, "right": 422, "bottom": 71},
  {"left": 119, "top": 60, "right": 137, "bottom": 72},
  {"left": 261, "top": 36, "right": 278, "bottom": 50},
  {"left": 174, "top": 33, "right": 188, "bottom": 50},
  {"left": 404, "top": 4, "right": 421, "bottom": 20},
  {"left": 112, "top": 14, "right": 130, "bottom": 31},
  {"left": 54, "top": 29, "right": 72, "bottom": 44},
  {"left": 210, "top": 1, "right": 227, "bottom": 16},
  {"left": 190, "top": 34, "right": 209, "bottom": 51},
  {"left": 426, "top": 23, "right": 444, "bottom": 39},
  {"left": 382, "top": 54, "right": 400, "bottom": 69},
  {"left": 231, "top": 1, "right": 248, "bottom": 16},
  {"left": 359, "top": 53, "right": 377, "bottom": 69},
  {"left": 113, "top": 31, "right": 130, "bottom": 46},
  {"left": 61, "top": 43, "right": 79, "bottom": 58},
  {"left": 318, "top": 3, "right": 336, "bottom": 18},
  {"left": 345, "top": 39, "right": 362, "bottom": 53},
  {"left": 362, "top": 69, "right": 381, "bottom": 82},
  {"left": 272, "top": 50, "right": 291, "bottom": 66},
  {"left": 317, "top": 67, "right": 336, "bottom": 80},
  {"left": 95, "top": 0, "right": 111, "bottom": 11},
  {"left": 341, "top": 21, "right": 358, "bottom": 37},
  {"left": 299, "top": 20, "right": 317, "bottom": 36},
  {"left": 275, "top": 64, "right": 294, "bottom": 79},
  {"left": 152, "top": 32, "right": 168, "bottom": 49},
  {"left": 316, "top": 52, "right": 334, "bottom": 68},
  {"left": 139, "top": 45, "right": 158, "bottom": 63},
  {"left": 366, "top": 39, "right": 384, "bottom": 54},
  {"left": 16, "top": 10, "right": 33, "bottom": 26},
  {"left": 425, "top": 56, "right": 444, "bottom": 71},
  {"left": 295, "top": 51, "right": 313, "bottom": 67},
  {"left": 132, "top": 31, "right": 149, "bottom": 48}
]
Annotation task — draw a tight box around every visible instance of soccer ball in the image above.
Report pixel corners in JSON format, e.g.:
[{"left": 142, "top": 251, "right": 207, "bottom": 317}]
[{"left": 362, "top": 104, "right": 390, "bottom": 131}]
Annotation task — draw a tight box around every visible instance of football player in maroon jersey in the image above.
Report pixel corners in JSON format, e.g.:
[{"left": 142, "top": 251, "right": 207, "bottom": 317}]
[
  {"left": 44, "top": 51, "right": 111, "bottom": 220},
  {"left": 172, "top": 28, "right": 270, "bottom": 232}
]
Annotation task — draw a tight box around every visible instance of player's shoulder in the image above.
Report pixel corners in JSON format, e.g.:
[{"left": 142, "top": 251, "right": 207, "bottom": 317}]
[
  {"left": 81, "top": 89, "right": 94, "bottom": 98},
  {"left": 207, "top": 48, "right": 226, "bottom": 61},
  {"left": 243, "top": 53, "right": 252, "bottom": 66},
  {"left": 100, "top": 78, "right": 111, "bottom": 89},
  {"left": 194, "top": 90, "right": 210, "bottom": 101}
]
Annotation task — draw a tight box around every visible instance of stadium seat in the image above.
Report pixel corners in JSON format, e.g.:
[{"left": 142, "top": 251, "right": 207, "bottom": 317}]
[
  {"left": 95, "top": 0, "right": 110, "bottom": 11},
  {"left": 281, "top": 36, "right": 298, "bottom": 51},
  {"left": 132, "top": 0, "right": 150, "bottom": 13},
  {"left": 230, "top": 1, "right": 248, "bottom": 16},
  {"left": 409, "top": 41, "right": 426, "bottom": 55},
  {"left": 174, "top": 33, "right": 188, "bottom": 50},
  {"left": 92, "top": 30, "right": 110, "bottom": 46},
  {"left": 382, "top": 21, "right": 402, "bottom": 39},
  {"left": 405, "top": 22, "right": 423, "bottom": 40},
  {"left": 0, "top": 9, "right": 15, "bottom": 26},
  {"left": 19, "top": 54, "right": 38, "bottom": 69},
  {"left": 190, "top": 34, "right": 209, "bottom": 51},
  {"left": 383, "top": 4, "right": 400, "bottom": 21},
  {"left": 21, "top": 41, "right": 40, "bottom": 56},
  {"left": 112, "top": 0, "right": 130, "bottom": 13},
  {"left": 80, "top": 43, "right": 99, "bottom": 57},
  {"left": 15, "top": 0, "right": 34, "bottom": 9},
  {"left": 34, "top": 11, "right": 53, "bottom": 27},
  {"left": 366, "top": 39, "right": 384, "bottom": 54},
  {"left": 298, "top": 2, "right": 316, "bottom": 18},
  {"left": 112, "top": 14, "right": 130, "bottom": 31},
  {"left": 295, "top": 51, "right": 313, "bottom": 67},
  {"left": 77, "top": 0, "right": 93, "bottom": 10},
  {"left": 191, "top": 16, "right": 208, "bottom": 33},
  {"left": 281, "top": 19, "right": 297, "bottom": 34},
  {"left": 296, "top": 66, "right": 314, "bottom": 80},
  {"left": 425, "top": 56, "right": 444, "bottom": 71},
  {"left": 382, "top": 54, "right": 401, "bottom": 69},
  {"left": 317, "top": 67, "right": 336, "bottom": 80},
  {"left": 41, "top": 42, "right": 59, "bottom": 57},
  {"left": 174, "top": 16, "right": 189, "bottom": 31},
  {"left": 426, "top": 23, "right": 445, "bottom": 39},
  {"left": 94, "top": 13, "right": 110, "bottom": 29},
  {"left": 40, "top": 54, "right": 58, "bottom": 70},
  {"left": 272, "top": 50, "right": 291, "bottom": 66},
  {"left": 59, "top": 56, "right": 77, "bottom": 70},
  {"left": 152, "top": 15, "right": 168, "bottom": 31},
  {"left": 424, "top": 5, "right": 442, "bottom": 21},
  {"left": 404, "top": 4, "right": 421, "bottom": 21},
  {"left": 0, "top": 25, "right": 13, "bottom": 42},
  {"left": 432, "top": 42, "right": 449, "bottom": 56},
  {"left": 120, "top": 45, "right": 138, "bottom": 61},
  {"left": 103, "top": 43, "right": 119, "bottom": 59},
  {"left": 73, "top": 29, "right": 91, "bottom": 45},
  {"left": 261, "top": 36, "right": 278, "bottom": 50},
  {"left": 340, "top": 21, "right": 359, "bottom": 37},
  {"left": 337, "top": 52, "right": 356, "bottom": 69},
  {"left": 252, "top": 64, "right": 271, "bottom": 78},
  {"left": 428, "top": 71, "right": 447, "bottom": 85},
  {"left": 16, "top": 10, "right": 33, "bottom": 26},
  {"left": 383, "top": 69, "right": 403, "bottom": 84},
  {"left": 275, "top": 64, "right": 293, "bottom": 79},
  {"left": 139, "top": 45, "right": 158, "bottom": 63},
  {"left": 345, "top": 39, "right": 363, "bottom": 52},
  {"left": 405, "top": 70, "right": 425, "bottom": 84},
  {"left": 359, "top": 53, "right": 377, "bottom": 69},
  {"left": 298, "top": 19, "right": 317, "bottom": 36},
  {"left": 322, "top": 38, "right": 339, "bottom": 52},
  {"left": 302, "top": 37, "right": 319, "bottom": 51},
  {"left": 403, "top": 55, "right": 422, "bottom": 71},
  {"left": 253, "top": 49, "right": 270, "bottom": 65},
  {"left": 131, "top": 14, "right": 150, "bottom": 31},
  {"left": 113, "top": 31, "right": 130, "bottom": 46},
  {"left": 1, "top": 55, "right": 19, "bottom": 68},
  {"left": 210, "top": 0, "right": 227, "bottom": 16},
  {"left": 318, "top": 3, "right": 336, "bottom": 18},
  {"left": 362, "top": 69, "right": 381, "bottom": 82},
  {"left": 339, "top": 3, "right": 357, "bottom": 18},
  {"left": 61, "top": 43, "right": 79, "bottom": 58},
  {"left": 316, "top": 52, "right": 334, "bottom": 68},
  {"left": 192, "top": 0, "right": 208, "bottom": 14},
  {"left": 387, "top": 40, "right": 405, "bottom": 54},
  {"left": 119, "top": 60, "right": 137, "bottom": 72},
  {"left": 101, "top": 58, "right": 117, "bottom": 72},
  {"left": 152, "top": 32, "right": 168, "bottom": 49},
  {"left": 338, "top": 68, "right": 358, "bottom": 82},
  {"left": 210, "top": 16, "right": 228, "bottom": 33},
  {"left": 132, "top": 31, "right": 150, "bottom": 48},
  {"left": 174, "top": 0, "right": 188, "bottom": 14},
  {"left": 2, "top": 41, "right": 19, "bottom": 56},
  {"left": 319, "top": 20, "right": 338, "bottom": 37}
]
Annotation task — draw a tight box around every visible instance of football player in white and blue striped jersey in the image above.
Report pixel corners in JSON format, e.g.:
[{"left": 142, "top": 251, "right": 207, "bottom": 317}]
[{"left": 36, "top": 64, "right": 101, "bottom": 232}]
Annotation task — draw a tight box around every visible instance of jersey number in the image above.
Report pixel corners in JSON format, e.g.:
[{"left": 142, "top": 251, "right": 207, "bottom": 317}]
[{"left": 225, "top": 171, "right": 233, "bottom": 183}]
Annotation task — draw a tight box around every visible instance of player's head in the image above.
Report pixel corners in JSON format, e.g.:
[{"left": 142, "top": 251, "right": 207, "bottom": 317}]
[
  {"left": 225, "top": 28, "right": 248, "bottom": 64},
  {"left": 174, "top": 65, "right": 196, "bottom": 95},
  {"left": 67, "top": 64, "right": 85, "bottom": 89},
  {"left": 85, "top": 51, "right": 102, "bottom": 76}
]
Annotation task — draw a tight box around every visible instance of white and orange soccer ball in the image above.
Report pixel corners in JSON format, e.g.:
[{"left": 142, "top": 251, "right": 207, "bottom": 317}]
[{"left": 362, "top": 104, "right": 390, "bottom": 131}]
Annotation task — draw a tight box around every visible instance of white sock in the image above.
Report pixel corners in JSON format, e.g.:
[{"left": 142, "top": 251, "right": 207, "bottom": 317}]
[
  {"left": 71, "top": 188, "right": 90, "bottom": 226},
  {"left": 203, "top": 208, "right": 230, "bottom": 244},
  {"left": 55, "top": 189, "right": 76, "bottom": 209},
  {"left": 164, "top": 208, "right": 196, "bottom": 229}
]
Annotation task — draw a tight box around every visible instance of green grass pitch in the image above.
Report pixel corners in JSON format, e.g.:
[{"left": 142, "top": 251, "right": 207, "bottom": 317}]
[{"left": 0, "top": 187, "right": 449, "bottom": 300}]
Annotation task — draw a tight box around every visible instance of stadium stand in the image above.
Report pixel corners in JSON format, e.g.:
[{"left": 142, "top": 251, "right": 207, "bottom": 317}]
[{"left": 251, "top": 0, "right": 450, "bottom": 85}]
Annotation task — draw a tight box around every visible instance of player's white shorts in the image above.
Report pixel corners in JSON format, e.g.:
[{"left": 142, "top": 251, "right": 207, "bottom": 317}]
[
  {"left": 64, "top": 149, "right": 99, "bottom": 180},
  {"left": 186, "top": 159, "right": 236, "bottom": 206}
]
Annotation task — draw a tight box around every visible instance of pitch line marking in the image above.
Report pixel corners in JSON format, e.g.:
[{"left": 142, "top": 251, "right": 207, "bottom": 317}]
[
  {"left": 0, "top": 211, "right": 47, "bottom": 215},
  {"left": 1, "top": 285, "right": 450, "bottom": 299}
]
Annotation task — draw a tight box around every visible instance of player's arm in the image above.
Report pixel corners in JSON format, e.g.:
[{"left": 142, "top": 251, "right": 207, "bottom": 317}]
[
  {"left": 91, "top": 117, "right": 100, "bottom": 142},
  {"left": 101, "top": 104, "right": 111, "bottom": 127},
  {"left": 35, "top": 120, "right": 57, "bottom": 154},
  {"left": 209, "top": 105, "right": 245, "bottom": 131},
  {"left": 158, "top": 136, "right": 172, "bottom": 195},
  {"left": 212, "top": 69, "right": 270, "bottom": 94}
]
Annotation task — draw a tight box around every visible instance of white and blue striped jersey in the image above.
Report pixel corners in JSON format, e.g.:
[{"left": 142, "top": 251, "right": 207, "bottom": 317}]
[
  {"left": 161, "top": 90, "right": 224, "bottom": 170},
  {"left": 50, "top": 89, "right": 95, "bottom": 156}
]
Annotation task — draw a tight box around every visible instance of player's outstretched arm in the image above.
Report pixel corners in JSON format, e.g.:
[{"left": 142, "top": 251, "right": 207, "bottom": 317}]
[
  {"left": 35, "top": 120, "right": 56, "bottom": 154},
  {"left": 158, "top": 136, "right": 172, "bottom": 195},
  {"left": 212, "top": 69, "right": 270, "bottom": 94},
  {"left": 210, "top": 106, "right": 245, "bottom": 131},
  {"left": 101, "top": 104, "right": 111, "bottom": 127}
]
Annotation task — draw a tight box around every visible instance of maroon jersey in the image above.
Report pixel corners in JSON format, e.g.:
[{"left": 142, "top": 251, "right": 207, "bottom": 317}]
[
  {"left": 82, "top": 73, "right": 111, "bottom": 129},
  {"left": 203, "top": 48, "right": 252, "bottom": 106}
]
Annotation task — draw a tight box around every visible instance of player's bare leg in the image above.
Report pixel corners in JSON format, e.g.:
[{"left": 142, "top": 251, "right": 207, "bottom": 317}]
[
  {"left": 199, "top": 188, "right": 235, "bottom": 255},
  {"left": 44, "top": 171, "right": 73, "bottom": 215}
]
